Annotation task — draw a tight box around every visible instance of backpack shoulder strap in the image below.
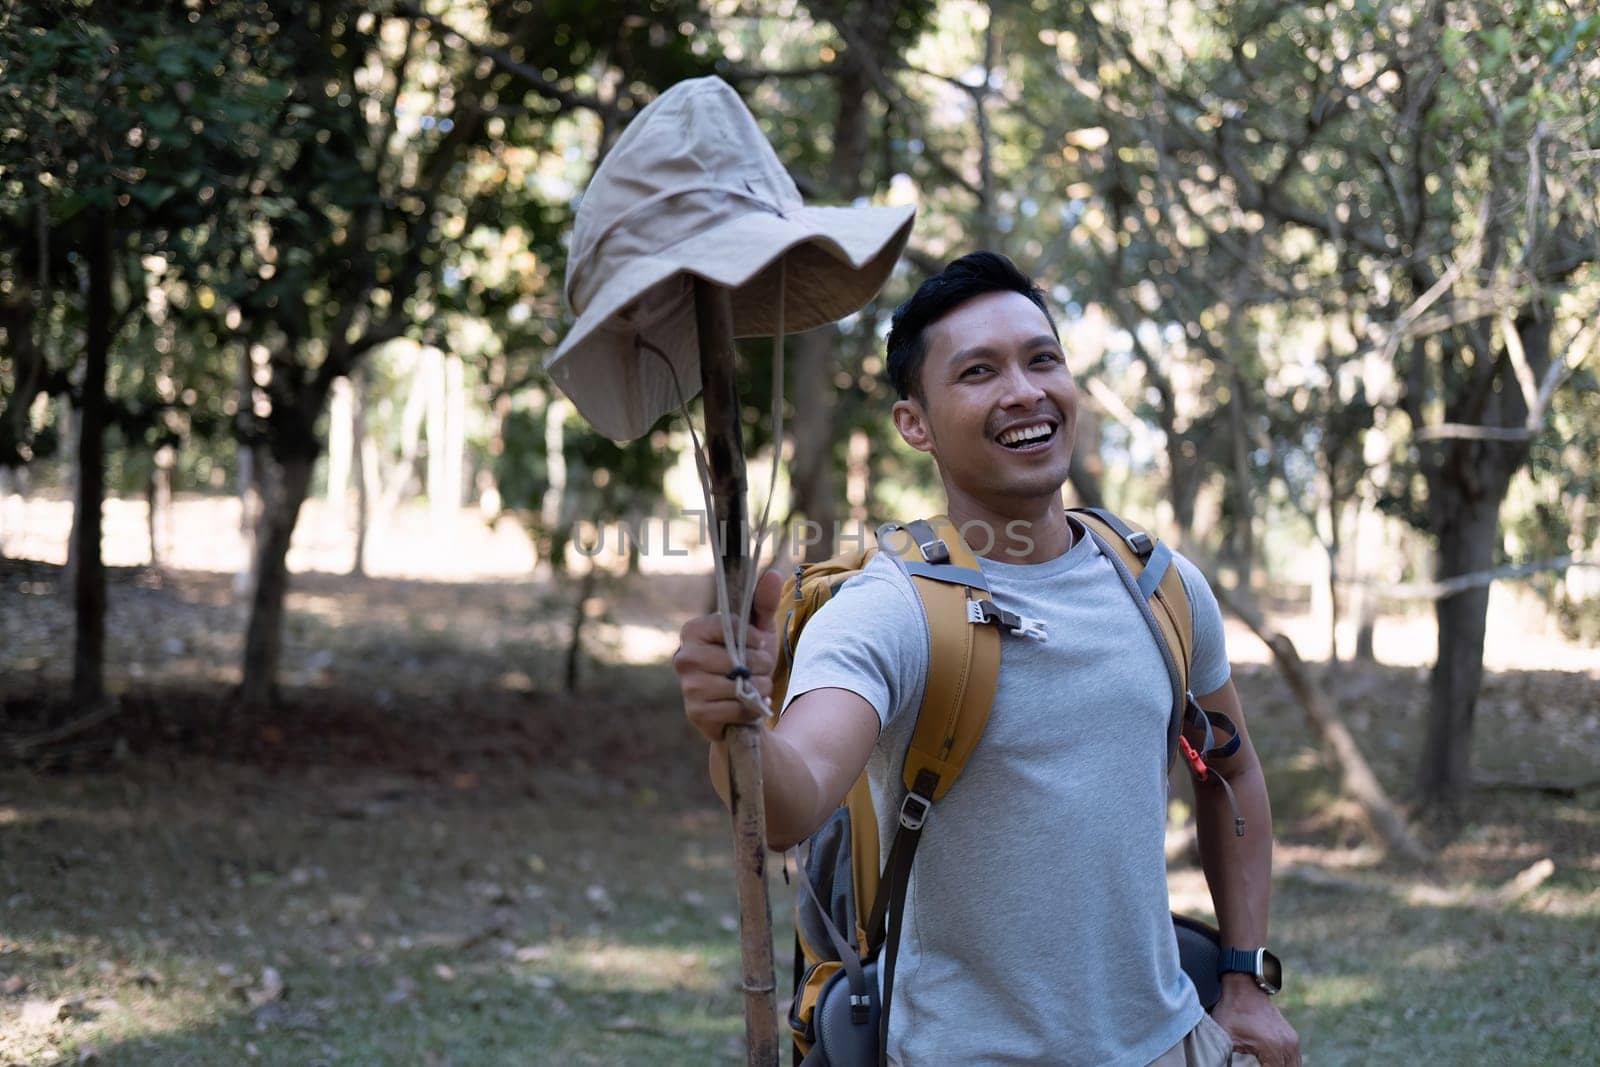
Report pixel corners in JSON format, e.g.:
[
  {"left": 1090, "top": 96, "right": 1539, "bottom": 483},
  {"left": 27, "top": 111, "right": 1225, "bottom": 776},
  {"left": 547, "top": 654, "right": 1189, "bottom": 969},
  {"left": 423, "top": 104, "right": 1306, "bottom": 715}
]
[
  {"left": 877, "top": 515, "right": 1000, "bottom": 804},
  {"left": 867, "top": 515, "right": 1002, "bottom": 1060},
  {"left": 1070, "top": 507, "right": 1196, "bottom": 768}
]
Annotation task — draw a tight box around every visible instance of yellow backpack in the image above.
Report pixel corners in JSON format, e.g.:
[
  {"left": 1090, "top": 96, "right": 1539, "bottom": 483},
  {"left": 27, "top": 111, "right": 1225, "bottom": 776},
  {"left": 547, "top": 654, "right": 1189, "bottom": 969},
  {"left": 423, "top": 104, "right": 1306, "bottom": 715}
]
[{"left": 772, "top": 508, "right": 1238, "bottom": 1065}]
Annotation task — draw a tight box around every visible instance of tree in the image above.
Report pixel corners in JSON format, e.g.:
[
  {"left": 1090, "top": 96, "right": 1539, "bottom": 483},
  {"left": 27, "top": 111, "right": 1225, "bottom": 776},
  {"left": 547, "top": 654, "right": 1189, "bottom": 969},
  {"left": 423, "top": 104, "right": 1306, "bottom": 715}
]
[
  {"left": 1062, "top": 0, "right": 1599, "bottom": 810},
  {"left": 1, "top": 2, "right": 268, "bottom": 704}
]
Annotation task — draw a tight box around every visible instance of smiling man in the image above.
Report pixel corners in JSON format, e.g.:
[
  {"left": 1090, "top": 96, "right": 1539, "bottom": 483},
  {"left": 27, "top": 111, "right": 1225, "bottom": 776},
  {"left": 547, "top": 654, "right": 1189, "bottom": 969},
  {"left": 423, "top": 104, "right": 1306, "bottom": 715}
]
[{"left": 675, "top": 252, "right": 1299, "bottom": 1066}]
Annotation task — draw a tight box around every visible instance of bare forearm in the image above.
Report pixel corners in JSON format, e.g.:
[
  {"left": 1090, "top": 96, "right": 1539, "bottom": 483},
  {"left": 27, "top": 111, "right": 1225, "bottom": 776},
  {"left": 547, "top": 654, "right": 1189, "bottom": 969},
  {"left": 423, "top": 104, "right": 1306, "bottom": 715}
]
[
  {"left": 1195, "top": 762, "right": 1273, "bottom": 948},
  {"left": 707, "top": 728, "right": 826, "bottom": 851}
]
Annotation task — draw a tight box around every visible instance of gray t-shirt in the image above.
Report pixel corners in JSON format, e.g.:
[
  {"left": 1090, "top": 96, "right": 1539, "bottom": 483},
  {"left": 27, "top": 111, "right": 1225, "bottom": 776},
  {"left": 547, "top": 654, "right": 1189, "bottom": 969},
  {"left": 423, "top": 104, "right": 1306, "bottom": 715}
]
[{"left": 784, "top": 522, "right": 1230, "bottom": 1066}]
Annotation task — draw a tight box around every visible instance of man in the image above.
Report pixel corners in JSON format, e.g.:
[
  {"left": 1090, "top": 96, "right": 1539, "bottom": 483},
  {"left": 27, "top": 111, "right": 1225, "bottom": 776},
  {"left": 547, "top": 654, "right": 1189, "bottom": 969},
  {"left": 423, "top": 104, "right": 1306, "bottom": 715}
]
[{"left": 675, "top": 252, "right": 1300, "bottom": 1066}]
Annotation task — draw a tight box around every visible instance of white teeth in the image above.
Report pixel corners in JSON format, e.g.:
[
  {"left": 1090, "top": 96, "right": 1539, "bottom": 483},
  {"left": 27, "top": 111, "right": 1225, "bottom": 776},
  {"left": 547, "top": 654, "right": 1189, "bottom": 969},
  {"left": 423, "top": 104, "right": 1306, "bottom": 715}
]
[{"left": 998, "top": 423, "right": 1053, "bottom": 446}]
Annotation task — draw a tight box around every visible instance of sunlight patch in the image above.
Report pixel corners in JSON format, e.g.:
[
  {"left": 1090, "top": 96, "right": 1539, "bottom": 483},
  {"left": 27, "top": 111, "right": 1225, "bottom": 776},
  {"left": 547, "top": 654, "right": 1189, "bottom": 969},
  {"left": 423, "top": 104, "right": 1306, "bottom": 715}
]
[
  {"left": 589, "top": 622, "right": 680, "bottom": 665},
  {"left": 1301, "top": 973, "right": 1380, "bottom": 1008},
  {"left": 537, "top": 940, "right": 720, "bottom": 994}
]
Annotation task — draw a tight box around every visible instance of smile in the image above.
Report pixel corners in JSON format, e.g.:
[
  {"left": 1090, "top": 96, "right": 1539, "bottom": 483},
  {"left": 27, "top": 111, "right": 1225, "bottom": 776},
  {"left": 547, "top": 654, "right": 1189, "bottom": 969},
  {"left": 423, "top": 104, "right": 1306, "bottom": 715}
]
[{"left": 996, "top": 421, "right": 1057, "bottom": 450}]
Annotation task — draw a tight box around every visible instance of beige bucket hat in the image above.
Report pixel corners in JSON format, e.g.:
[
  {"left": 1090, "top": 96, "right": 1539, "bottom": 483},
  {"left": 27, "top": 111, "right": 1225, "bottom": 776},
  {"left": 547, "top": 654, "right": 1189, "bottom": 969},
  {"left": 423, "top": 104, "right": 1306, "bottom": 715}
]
[{"left": 546, "top": 76, "right": 915, "bottom": 441}]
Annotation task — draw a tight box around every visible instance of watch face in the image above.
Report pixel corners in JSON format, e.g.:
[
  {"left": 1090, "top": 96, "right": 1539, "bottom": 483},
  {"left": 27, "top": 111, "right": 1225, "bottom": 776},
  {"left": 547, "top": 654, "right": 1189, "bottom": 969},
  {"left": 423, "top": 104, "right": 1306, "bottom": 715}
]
[{"left": 1258, "top": 949, "right": 1283, "bottom": 994}]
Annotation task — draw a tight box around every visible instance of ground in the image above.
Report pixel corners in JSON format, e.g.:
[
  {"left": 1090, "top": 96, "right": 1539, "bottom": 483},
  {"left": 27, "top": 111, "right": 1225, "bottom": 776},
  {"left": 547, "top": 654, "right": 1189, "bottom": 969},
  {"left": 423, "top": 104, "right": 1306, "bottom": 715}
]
[{"left": 1, "top": 495, "right": 1597, "bottom": 1065}]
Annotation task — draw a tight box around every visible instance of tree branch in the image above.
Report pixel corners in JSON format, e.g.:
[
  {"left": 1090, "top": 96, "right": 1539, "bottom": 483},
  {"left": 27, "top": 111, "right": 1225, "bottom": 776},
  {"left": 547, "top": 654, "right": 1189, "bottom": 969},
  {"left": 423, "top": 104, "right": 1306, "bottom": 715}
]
[
  {"left": 393, "top": 3, "right": 617, "bottom": 116},
  {"left": 1350, "top": 554, "right": 1595, "bottom": 601},
  {"left": 1197, "top": 554, "right": 1430, "bottom": 864}
]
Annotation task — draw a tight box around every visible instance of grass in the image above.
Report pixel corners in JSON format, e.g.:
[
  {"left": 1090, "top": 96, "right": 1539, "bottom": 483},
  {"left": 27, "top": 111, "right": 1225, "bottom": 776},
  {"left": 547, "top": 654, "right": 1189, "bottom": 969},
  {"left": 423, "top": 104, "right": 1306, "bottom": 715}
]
[{"left": 2, "top": 557, "right": 1597, "bottom": 1065}]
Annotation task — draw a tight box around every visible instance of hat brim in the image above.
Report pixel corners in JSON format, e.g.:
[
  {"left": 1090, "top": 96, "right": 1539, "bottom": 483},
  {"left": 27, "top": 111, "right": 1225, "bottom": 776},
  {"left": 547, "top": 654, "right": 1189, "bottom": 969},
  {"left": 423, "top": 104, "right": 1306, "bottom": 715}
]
[{"left": 546, "top": 204, "right": 914, "bottom": 441}]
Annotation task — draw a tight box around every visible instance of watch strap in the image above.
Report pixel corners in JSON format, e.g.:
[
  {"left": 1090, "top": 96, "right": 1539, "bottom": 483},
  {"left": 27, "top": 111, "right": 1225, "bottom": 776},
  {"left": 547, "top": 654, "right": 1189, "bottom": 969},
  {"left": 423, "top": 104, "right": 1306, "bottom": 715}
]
[{"left": 1217, "top": 947, "right": 1261, "bottom": 976}]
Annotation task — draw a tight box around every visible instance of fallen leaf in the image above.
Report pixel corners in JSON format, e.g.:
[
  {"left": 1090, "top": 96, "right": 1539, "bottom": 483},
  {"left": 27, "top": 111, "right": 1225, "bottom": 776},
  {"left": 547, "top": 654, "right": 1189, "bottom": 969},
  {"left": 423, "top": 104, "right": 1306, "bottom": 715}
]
[
  {"left": 1498, "top": 858, "right": 1555, "bottom": 900},
  {"left": 20, "top": 998, "right": 55, "bottom": 1027},
  {"left": 245, "top": 967, "right": 284, "bottom": 1008}
]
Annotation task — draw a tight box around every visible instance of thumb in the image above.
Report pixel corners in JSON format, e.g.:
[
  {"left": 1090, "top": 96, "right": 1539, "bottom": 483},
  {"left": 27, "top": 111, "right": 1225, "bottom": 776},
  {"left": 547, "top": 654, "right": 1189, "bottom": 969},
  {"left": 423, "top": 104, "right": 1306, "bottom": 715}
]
[{"left": 750, "top": 568, "right": 785, "bottom": 632}]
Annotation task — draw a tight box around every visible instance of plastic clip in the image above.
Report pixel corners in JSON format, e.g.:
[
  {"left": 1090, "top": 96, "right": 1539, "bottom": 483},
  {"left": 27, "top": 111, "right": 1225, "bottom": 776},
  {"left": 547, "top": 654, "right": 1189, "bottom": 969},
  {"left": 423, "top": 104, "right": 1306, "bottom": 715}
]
[
  {"left": 968, "top": 600, "right": 1048, "bottom": 640},
  {"left": 899, "top": 790, "right": 932, "bottom": 831}
]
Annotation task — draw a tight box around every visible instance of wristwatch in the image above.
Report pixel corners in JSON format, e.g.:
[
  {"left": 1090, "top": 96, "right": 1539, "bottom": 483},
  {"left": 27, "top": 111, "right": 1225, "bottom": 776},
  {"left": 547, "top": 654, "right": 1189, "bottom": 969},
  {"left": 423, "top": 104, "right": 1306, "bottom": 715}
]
[{"left": 1218, "top": 947, "right": 1282, "bottom": 995}]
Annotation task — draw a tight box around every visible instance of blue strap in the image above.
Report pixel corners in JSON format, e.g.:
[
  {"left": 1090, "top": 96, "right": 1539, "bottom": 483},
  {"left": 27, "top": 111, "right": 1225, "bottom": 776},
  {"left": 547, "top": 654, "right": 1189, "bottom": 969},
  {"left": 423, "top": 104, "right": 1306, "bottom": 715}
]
[
  {"left": 1205, "top": 710, "right": 1243, "bottom": 759},
  {"left": 1137, "top": 540, "right": 1173, "bottom": 601},
  {"left": 899, "top": 560, "right": 989, "bottom": 591},
  {"left": 1185, "top": 696, "right": 1242, "bottom": 761}
]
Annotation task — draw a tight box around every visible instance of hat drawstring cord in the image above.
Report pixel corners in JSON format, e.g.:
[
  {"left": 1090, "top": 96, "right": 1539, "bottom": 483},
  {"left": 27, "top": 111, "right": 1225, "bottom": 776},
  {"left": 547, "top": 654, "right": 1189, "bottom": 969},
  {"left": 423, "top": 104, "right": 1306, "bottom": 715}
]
[{"left": 639, "top": 259, "right": 786, "bottom": 721}]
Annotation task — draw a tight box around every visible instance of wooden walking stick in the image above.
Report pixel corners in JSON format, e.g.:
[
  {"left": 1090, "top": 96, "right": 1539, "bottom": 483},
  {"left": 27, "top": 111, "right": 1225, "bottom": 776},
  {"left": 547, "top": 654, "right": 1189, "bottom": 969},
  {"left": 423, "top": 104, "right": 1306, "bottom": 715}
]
[{"left": 694, "top": 276, "right": 780, "bottom": 1066}]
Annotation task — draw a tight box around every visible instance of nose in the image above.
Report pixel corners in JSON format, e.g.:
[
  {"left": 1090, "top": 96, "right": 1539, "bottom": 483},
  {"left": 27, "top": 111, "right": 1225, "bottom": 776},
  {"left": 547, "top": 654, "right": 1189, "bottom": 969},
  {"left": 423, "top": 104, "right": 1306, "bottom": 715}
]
[{"left": 997, "top": 362, "right": 1047, "bottom": 407}]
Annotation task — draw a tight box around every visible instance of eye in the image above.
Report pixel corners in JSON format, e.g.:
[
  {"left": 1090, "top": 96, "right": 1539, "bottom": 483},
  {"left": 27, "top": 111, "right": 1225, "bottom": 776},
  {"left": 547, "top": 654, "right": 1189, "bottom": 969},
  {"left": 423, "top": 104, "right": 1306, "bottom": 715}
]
[
  {"left": 1031, "top": 351, "right": 1064, "bottom": 366},
  {"left": 959, "top": 364, "right": 991, "bottom": 379}
]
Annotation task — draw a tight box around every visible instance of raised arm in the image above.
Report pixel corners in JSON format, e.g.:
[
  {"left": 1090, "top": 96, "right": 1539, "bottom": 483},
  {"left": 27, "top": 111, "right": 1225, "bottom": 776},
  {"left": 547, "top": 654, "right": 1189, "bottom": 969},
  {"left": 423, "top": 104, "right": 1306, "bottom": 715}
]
[{"left": 674, "top": 569, "right": 879, "bottom": 850}]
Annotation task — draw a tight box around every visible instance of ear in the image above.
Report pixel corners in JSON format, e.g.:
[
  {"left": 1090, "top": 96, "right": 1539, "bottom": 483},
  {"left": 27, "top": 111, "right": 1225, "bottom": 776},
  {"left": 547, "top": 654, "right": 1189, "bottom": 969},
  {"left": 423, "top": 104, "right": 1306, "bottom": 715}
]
[{"left": 893, "top": 397, "right": 935, "bottom": 454}]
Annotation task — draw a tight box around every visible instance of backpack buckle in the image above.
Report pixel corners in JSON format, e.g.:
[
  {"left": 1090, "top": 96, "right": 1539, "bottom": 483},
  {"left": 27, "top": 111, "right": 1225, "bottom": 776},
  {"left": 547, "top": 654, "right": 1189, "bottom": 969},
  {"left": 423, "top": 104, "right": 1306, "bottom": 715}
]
[
  {"left": 849, "top": 992, "right": 872, "bottom": 1024},
  {"left": 968, "top": 599, "right": 1048, "bottom": 641},
  {"left": 899, "top": 789, "right": 932, "bottom": 830},
  {"left": 1126, "top": 530, "right": 1154, "bottom": 559},
  {"left": 918, "top": 537, "right": 951, "bottom": 564}
]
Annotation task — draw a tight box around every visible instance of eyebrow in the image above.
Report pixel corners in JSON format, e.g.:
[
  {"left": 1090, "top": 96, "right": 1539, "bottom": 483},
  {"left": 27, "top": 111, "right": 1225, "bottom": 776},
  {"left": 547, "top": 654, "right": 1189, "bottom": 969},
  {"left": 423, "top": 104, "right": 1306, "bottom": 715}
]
[{"left": 947, "top": 335, "right": 1062, "bottom": 367}]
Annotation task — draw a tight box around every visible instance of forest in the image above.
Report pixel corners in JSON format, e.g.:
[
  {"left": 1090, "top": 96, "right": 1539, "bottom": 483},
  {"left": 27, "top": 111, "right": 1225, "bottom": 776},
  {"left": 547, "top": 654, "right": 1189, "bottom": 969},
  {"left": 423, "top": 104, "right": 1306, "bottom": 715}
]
[{"left": 1, "top": 1, "right": 1597, "bottom": 1064}]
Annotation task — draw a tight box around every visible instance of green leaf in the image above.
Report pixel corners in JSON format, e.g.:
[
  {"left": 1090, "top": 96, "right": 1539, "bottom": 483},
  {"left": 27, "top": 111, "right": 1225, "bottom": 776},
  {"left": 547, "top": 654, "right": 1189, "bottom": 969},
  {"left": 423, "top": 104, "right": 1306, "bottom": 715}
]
[
  {"left": 146, "top": 102, "right": 181, "bottom": 133},
  {"left": 130, "top": 183, "right": 177, "bottom": 209}
]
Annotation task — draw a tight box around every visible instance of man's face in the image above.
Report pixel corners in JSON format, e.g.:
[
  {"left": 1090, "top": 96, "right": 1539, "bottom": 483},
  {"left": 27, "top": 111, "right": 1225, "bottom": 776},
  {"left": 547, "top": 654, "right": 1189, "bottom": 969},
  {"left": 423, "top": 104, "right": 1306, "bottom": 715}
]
[{"left": 892, "top": 290, "right": 1078, "bottom": 512}]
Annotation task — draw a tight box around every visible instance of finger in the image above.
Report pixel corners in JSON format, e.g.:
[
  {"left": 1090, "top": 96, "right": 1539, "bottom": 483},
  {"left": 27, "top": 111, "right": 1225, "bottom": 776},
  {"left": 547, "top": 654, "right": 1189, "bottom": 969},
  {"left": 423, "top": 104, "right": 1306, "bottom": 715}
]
[
  {"left": 686, "top": 699, "right": 766, "bottom": 741},
  {"left": 673, "top": 639, "right": 736, "bottom": 675},
  {"left": 679, "top": 613, "right": 733, "bottom": 646},
  {"left": 743, "top": 644, "right": 776, "bottom": 679},
  {"left": 751, "top": 568, "right": 785, "bottom": 632}
]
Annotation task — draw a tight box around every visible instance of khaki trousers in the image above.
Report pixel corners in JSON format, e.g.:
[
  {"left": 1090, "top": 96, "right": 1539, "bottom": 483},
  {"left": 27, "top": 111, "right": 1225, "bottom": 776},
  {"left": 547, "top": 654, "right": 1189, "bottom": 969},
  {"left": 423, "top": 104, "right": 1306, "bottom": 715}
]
[{"left": 1146, "top": 1012, "right": 1262, "bottom": 1067}]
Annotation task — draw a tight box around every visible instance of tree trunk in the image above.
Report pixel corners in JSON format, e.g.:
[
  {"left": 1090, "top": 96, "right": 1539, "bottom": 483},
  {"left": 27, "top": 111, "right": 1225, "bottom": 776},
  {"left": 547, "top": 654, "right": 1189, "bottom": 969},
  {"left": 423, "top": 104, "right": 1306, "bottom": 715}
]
[
  {"left": 845, "top": 428, "right": 870, "bottom": 522},
  {"left": 444, "top": 353, "right": 466, "bottom": 517},
  {"left": 0, "top": 295, "right": 44, "bottom": 470},
  {"left": 1417, "top": 482, "right": 1500, "bottom": 810},
  {"left": 70, "top": 212, "right": 112, "bottom": 709},
  {"left": 60, "top": 396, "right": 78, "bottom": 587},
  {"left": 425, "top": 346, "right": 449, "bottom": 523},
  {"left": 1067, "top": 403, "right": 1105, "bottom": 508},
  {"left": 326, "top": 375, "right": 353, "bottom": 504},
  {"left": 239, "top": 449, "right": 315, "bottom": 708},
  {"left": 1351, "top": 497, "right": 1383, "bottom": 662},
  {"left": 0, "top": 464, "right": 11, "bottom": 560},
  {"left": 234, "top": 347, "right": 264, "bottom": 597},
  {"left": 373, "top": 350, "right": 429, "bottom": 533},
  {"left": 564, "top": 563, "right": 598, "bottom": 693},
  {"left": 351, "top": 366, "right": 371, "bottom": 577},
  {"left": 789, "top": 329, "right": 839, "bottom": 562},
  {"left": 146, "top": 443, "right": 175, "bottom": 567},
  {"left": 1416, "top": 316, "right": 1544, "bottom": 812},
  {"left": 788, "top": 55, "right": 872, "bottom": 562},
  {"left": 1223, "top": 374, "right": 1256, "bottom": 578}
]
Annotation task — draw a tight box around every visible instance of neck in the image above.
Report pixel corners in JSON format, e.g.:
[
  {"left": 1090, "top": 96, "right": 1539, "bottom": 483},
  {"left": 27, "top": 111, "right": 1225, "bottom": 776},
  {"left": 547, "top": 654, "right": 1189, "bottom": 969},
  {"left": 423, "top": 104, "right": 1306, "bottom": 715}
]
[{"left": 940, "top": 482, "right": 1074, "bottom": 564}]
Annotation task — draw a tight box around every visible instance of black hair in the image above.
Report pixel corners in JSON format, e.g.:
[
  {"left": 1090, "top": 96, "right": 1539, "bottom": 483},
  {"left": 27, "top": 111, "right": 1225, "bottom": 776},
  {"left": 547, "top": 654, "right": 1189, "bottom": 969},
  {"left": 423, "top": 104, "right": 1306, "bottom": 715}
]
[{"left": 884, "top": 251, "right": 1058, "bottom": 401}]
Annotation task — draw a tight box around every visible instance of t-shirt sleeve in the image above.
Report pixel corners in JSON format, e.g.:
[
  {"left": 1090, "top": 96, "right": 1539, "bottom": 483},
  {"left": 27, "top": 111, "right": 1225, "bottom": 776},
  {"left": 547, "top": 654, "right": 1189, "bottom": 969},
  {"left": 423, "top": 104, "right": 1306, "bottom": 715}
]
[
  {"left": 780, "top": 555, "right": 928, "bottom": 730},
  {"left": 1174, "top": 553, "right": 1231, "bottom": 695}
]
